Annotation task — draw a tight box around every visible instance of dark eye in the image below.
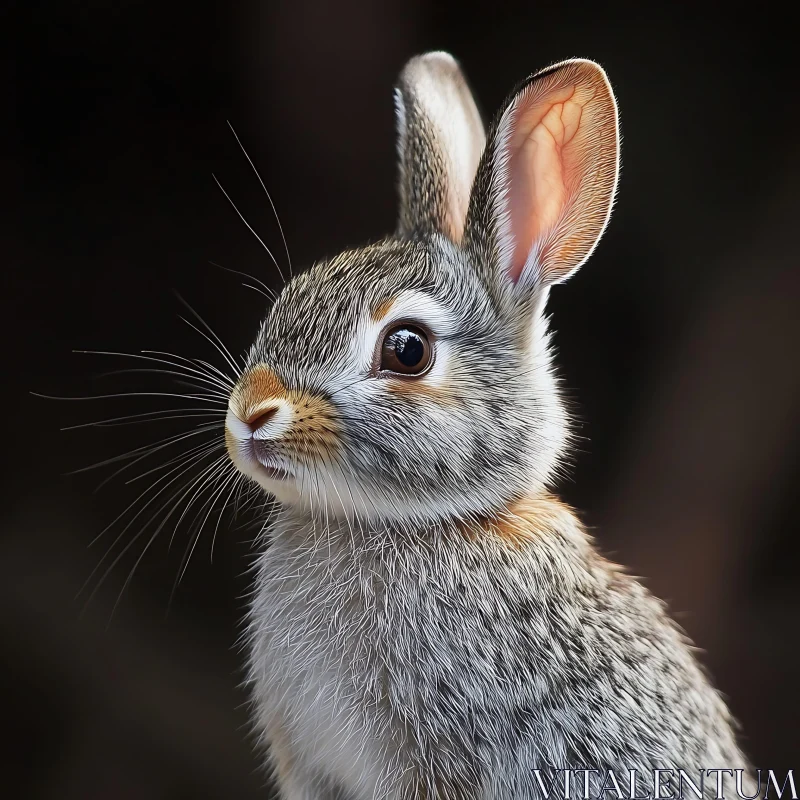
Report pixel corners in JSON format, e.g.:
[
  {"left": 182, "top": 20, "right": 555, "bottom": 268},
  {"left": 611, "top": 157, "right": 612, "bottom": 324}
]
[{"left": 379, "top": 325, "right": 432, "bottom": 376}]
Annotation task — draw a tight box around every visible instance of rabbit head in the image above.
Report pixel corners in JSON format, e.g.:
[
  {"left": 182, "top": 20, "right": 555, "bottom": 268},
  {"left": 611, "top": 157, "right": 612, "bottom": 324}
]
[{"left": 225, "top": 52, "right": 619, "bottom": 524}]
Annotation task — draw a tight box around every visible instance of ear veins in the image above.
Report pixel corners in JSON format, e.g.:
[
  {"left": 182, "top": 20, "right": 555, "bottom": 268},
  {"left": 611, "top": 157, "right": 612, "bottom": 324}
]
[
  {"left": 508, "top": 85, "right": 586, "bottom": 280},
  {"left": 485, "top": 59, "right": 617, "bottom": 288}
]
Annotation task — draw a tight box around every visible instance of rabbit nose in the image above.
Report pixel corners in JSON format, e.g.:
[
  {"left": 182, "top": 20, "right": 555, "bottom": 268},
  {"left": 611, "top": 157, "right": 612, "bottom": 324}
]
[
  {"left": 233, "top": 398, "right": 292, "bottom": 442},
  {"left": 245, "top": 406, "right": 278, "bottom": 433}
]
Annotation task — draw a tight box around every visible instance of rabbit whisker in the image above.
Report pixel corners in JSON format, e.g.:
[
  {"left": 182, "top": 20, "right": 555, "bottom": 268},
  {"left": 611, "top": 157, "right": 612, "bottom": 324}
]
[
  {"left": 142, "top": 350, "right": 236, "bottom": 392},
  {"left": 92, "top": 368, "right": 231, "bottom": 399},
  {"left": 167, "top": 463, "right": 238, "bottom": 607},
  {"left": 174, "top": 291, "right": 243, "bottom": 377},
  {"left": 61, "top": 408, "right": 224, "bottom": 431},
  {"left": 87, "top": 441, "right": 224, "bottom": 552},
  {"left": 78, "top": 450, "right": 228, "bottom": 609},
  {"left": 169, "top": 455, "right": 233, "bottom": 550},
  {"left": 68, "top": 423, "right": 221, "bottom": 476},
  {"left": 209, "top": 261, "right": 278, "bottom": 303},
  {"left": 74, "top": 349, "right": 235, "bottom": 392},
  {"left": 94, "top": 433, "right": 221, "bottom": 494},
  {"left": 34, "top": 390, "right": 226, "bottom": 405},
  {"left": 227, "top": 121, "right": 293, "bottom": 279},
  {"left": 210, "top": 471, "right": 245, "bottom": 564},
  {"left": 242, "top": 283, "right": 273, "bottom": 301},
  {"left": 125, "top": 438, "right": 223, "bottom": 485},
  {"left": 102, "top": 454, "right": 232, "bottom": 622},
  {"left": 212, "top": 172, "right": 286, "bottom": 284}
]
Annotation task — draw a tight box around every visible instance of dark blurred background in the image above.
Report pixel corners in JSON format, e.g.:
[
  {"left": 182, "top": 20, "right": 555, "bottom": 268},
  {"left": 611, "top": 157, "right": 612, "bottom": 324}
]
[{"left": 6, "top": 2, "right": 799, "bottom": 797}]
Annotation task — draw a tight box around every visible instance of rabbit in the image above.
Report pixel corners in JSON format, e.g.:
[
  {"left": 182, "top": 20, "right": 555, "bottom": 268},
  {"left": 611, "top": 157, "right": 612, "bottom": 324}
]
[{"left": 224, "top": 52, "right": 751, "bottom": 799}]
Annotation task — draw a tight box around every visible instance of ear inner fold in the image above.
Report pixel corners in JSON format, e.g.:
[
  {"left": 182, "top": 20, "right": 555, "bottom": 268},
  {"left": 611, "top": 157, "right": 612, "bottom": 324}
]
[{"left": 490, "top": 59, "right": 619, "bottom": 287}]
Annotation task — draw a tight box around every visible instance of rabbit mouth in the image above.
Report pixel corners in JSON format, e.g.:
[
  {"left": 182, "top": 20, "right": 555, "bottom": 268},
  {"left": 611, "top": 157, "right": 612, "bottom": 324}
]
[
  {"left": 224, "top": 408, "right": 293, "bottom": 482},
  {"left": 228, "top": 434, "right": 294, "bottom": 483},
  {"left": 250, "top": 442, "right": 294, "bottom": 482}
]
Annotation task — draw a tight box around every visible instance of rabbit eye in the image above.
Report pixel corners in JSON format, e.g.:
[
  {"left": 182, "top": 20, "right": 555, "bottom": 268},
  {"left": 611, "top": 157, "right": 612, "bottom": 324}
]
[{"left": 379, "top": 325, "right": 432, "bottom": 376}]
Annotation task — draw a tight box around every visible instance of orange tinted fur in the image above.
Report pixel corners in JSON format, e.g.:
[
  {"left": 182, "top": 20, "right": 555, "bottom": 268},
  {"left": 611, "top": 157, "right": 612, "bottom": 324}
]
[
  {"left": 480, "top": 493, "right": 577, "bottom": 548},
  {"left": 371, "top": 297, "right": 395, "bottom": 322},
  {"left": 385, "top": 377, "right": 460, "bottom": 405},
  {"left": 283, "top": 393, "right": 340, "bottom": 458},
  {"left": 230, "top": 364, "right": 341, "bottom": 460},
  {"left": 230, "top": 365, "right": 287, "bottom": 422}
]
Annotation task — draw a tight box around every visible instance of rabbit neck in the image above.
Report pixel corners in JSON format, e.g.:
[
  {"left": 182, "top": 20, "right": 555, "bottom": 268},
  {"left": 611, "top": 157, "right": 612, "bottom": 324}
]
[{"left": 269, "top": 490, "right": 591, "bottom": 561}]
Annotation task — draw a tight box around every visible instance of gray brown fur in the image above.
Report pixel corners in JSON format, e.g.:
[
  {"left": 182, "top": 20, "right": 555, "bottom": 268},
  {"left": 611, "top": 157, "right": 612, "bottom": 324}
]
[{"left": 230, "top": 53, "right": 750, "bottom": 799}]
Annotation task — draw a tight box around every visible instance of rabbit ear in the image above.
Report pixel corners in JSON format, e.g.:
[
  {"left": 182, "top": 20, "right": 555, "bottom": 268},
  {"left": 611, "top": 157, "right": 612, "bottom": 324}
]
[
  {"left": 465, "top": 59, "right": 619, "bottom": 291},
  {"left": 395, "top": 52, "right": 486, "bottom": 244}
]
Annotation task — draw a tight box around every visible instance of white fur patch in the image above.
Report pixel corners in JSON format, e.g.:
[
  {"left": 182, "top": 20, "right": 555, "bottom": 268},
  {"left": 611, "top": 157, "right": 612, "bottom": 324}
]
[
  {"left": 353, "top": 290, "right": 457, "bottom": 373},
  {"left": 225, "top": 408, "right": 252, "bottom": 441}
]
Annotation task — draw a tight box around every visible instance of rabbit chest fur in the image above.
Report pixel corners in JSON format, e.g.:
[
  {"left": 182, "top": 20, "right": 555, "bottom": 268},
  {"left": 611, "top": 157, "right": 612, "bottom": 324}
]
[{"left": 246, "top": 497, "right": 746, "bottom": 800}]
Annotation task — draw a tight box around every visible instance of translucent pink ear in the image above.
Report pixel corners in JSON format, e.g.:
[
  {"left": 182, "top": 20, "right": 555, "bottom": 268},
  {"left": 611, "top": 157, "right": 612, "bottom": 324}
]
[{"left": 469, "top": 59, "right": 619, "bottom": 288}]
